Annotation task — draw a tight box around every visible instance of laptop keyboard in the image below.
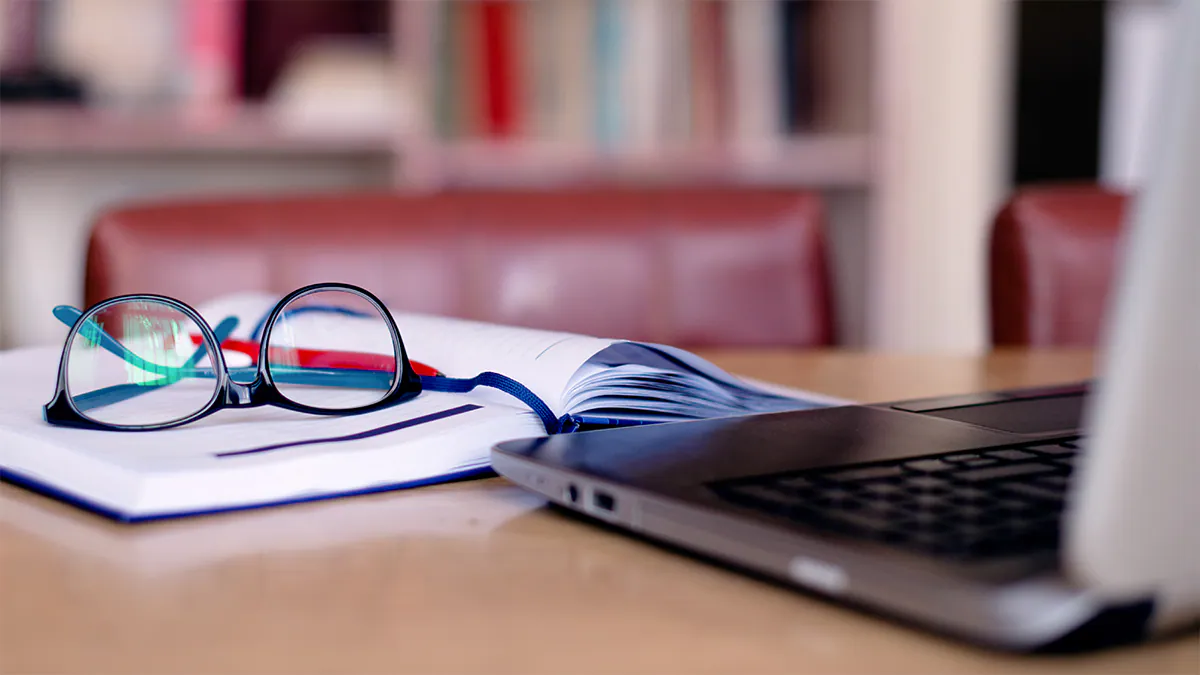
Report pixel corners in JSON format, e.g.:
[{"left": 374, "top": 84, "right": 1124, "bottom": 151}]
[{"left": 709, "top": 440, "right": 1081, "bottom": 561}]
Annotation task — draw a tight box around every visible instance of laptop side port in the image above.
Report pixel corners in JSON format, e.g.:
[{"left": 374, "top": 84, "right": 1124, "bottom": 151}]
[
  {"left": 592, "top": 487, "right": 614, "bottom": 509},
  {"left": 593, "top": 490, "right": 616, "bottom": 513}
]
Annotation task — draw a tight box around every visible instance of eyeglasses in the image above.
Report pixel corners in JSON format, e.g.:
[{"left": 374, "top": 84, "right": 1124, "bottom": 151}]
[{"left": 43, "top": 282, "right": 560, "bottom": 433}]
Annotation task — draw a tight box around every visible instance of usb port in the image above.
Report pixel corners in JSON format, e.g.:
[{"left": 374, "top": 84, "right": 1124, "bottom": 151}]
[{"left": 593, "top": 490, "right": 616, "bottom": 512}]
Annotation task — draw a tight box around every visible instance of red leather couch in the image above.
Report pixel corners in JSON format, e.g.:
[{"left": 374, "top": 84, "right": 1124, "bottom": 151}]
[
  {"left": 989, "top": 184, "right": 1129, "bottom": 347},
  {"left": 86, "top": 188, "right": 835, "bottom": 348}
]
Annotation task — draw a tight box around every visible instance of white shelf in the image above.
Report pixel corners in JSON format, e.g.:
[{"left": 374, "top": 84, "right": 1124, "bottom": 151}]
[
  {"left": 0, "top": 105, "right": 396, "bottom": 156},
  {"left": 409, "top": 135, "right": 872, "bottom": 187}
]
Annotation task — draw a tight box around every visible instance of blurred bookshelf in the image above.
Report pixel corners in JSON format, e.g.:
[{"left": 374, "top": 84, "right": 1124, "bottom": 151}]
[
  {"left": 402, "top": 134, "right": 869, "bottom": 187},
  {"left": 5, "top": 0, "right": 1021, "bottom": 353},
  {"left": 393, "top": 0, "right": 875, "bottom": 187},
  {"left": 0, "top": 103, "right": 866, "bottom": 184},
  {"left": 0, "top": 0, "right": 876, "bottom": 186},
  {"left": 0, "top": 0, "right": 883, "bottom": 349}
]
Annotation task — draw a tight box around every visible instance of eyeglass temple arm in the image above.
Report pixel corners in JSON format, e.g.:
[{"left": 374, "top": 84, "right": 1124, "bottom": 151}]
[{"left": 52, "top": 306, "right": 238, "bottom": 377}]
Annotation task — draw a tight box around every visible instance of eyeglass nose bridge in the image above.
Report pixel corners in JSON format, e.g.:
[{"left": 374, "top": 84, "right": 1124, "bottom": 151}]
[{"left": 224, "top": 380, "right": 266, "bottom": 408}]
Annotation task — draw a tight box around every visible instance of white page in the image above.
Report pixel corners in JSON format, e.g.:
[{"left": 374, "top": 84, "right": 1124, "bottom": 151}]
[
  {"left": 193, "top": 294, "right": 844, "bottom": 419},
  {"left": 562, "top": 343, "right": 851, "bottom": 417},
  {"left": 196, "top": 293, "right": 618, "bottom": 412},
  {"left": 197, "top": 293, "right": 844, "bottom": 423},
  {"left": 389, "top": 311, "right": 616, "bottom": 411},
  {"left": 0, "top": 346, "right": 544, "bottom": 517}
]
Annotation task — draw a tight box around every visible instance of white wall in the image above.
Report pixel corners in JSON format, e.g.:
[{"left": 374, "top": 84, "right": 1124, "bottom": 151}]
[
  {"left": 869, "top": 0, "right": 1014, "bottom": 353},
  {"left": 0, "top": 155, "right": 390, "bottom": 349}
]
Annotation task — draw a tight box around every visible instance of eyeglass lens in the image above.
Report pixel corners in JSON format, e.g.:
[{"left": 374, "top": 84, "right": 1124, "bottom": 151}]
[
  {"left": 265, "top": 289, "right": 398, "bottom": 410},
  {"left": 65, "top": 300, "right": 220, "bottom": 427}
]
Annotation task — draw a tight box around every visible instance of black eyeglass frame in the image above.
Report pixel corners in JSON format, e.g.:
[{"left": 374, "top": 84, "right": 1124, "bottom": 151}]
[{"left": 43, "top": 282, "right": 423, "bottom": 431}]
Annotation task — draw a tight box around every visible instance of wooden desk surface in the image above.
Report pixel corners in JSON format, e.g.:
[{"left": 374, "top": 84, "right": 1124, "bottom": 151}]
[{"left": 2, "top": 350, "right": 1196, "bottom": 674}]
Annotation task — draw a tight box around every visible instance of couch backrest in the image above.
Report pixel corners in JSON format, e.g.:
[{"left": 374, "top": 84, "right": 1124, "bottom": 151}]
[
  {"left": 87, "top": 188, "right": 834, "bottom": 347},
  {"left": 989, "top": 185, "right": 1128, "bottom": 347}
]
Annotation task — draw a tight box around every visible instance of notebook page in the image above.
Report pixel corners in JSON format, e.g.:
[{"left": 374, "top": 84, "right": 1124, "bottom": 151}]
[
  {"left": 560, "top": 343, "right": 850, "bottom": 419},
  {"left": 196, "top": 293, "right": 618, "bottom": 413},
  {"left": 193, "top": 293, "right": 841, "bottom": 424},
  {"left": 0, "top": 347, "right": 544, "bottom": 516},
  {"left": 390, "top": 311, "right": 617, "bottom": 411}
]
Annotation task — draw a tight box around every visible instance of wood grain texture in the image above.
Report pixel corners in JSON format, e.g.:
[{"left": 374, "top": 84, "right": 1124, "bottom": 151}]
[{"left": 1, "top": 349, "right": 1193, "bottom": 674}]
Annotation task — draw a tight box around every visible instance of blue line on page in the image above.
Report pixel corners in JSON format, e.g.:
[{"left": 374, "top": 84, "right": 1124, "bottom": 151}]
[
  {"left": 534, "top": 337, "right": 573, "bottom": 360},
  {"left": 214, "top": 404, "right": 484, "bottom": 458}
]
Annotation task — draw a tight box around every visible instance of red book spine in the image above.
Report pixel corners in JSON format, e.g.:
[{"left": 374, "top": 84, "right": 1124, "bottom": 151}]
[
  {"left": 184, "top": 0, "right": 242, "bottom": 109},
  {"left": 480, "top": 1, "right": 518, "bottom": 137}
]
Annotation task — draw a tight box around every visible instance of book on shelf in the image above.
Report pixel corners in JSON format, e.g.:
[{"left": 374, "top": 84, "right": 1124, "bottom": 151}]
[
  {"left": 266, "top": 36, "right": 404, "bottom": 133},
  {"left": 0, "top": 292, "right": 845, "bottom": 523},
  {"left": 426, "top": 0, "right": 833, "bottom": 152},
  {"left": 480, "top": 0, "right": 520, "bottom": 137},
  {"left": 181, "top": 0, "right": 242, "bottom": 112},
  {"left": 689, "top": 0, "right": 727, "bottom": 144}
]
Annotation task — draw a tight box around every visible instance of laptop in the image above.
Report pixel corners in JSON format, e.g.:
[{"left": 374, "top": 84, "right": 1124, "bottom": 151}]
[{"left": 492, "top": 1, "right": 1199, "bottom": 652}]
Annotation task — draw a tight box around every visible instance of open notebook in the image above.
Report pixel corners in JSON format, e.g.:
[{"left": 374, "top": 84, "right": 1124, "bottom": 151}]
[{"left": 0, "top": 293, "right": 844, "bottom": 521}]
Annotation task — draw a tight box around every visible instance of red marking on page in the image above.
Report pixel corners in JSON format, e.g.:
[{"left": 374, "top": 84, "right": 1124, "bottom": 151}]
[{"left": 189, "top": 335, "right": 442, "bottom": 377}]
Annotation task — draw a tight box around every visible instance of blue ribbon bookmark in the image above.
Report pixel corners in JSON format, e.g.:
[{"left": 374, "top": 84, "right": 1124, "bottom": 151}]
[{"left": 420, "top": 373, "right": 572, "bottom": 435}]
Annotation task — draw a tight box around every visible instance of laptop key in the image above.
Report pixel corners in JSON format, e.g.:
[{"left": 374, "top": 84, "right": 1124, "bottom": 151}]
[
  {"left": 824, "top": 465, "right": 906, "bottom": 482},
  {"left": 814, "top": 488, "right": 855, "bottom": 502},
  {"left": 1029, "top": 443, "right": 1078, "bottom": 457},
  {"left": 1002, "top": 482, "right": 1065, "bottom": 502},
  {"left": 956, "top": 486, "right": 991, "bottom": 501},
  {"left": 956, "top": 463, "right": 1059, "bottom": 483},
  {"left": 912, "top": 494, "right": 950, "bottom": 509},
  {"left": 995, "top": 497, "right": 1033, "bottom": 512},
  {"left": 957, "top": 457, "right": 1000, "bottom": 468},
  {"left": 1037, "top": 474, "right": 1070, "bottom": 489},
  {"left": 906, "top": 476, "right": 950, "bottom": 490},
  {"left": 984, "top": 449, "right": 1039, "bottom": 461},
  {"left": 904, "top": 459, "right": 956, "bottom": 473},
  {"left": 864, "top": 482, "right": 904, "bottom": 495},
  {"left": 955, "top": 504, "right": 987, "bottom": 519},
  {"left": 827, "top": 510, "right": 892, "bottom": 532},
  {"left": 778, "top": 476, "right": 818, "bottom": 490}
]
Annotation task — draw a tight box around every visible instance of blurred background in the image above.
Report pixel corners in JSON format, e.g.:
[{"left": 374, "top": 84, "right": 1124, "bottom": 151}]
[{"left": 0, "top": 0, "right": 1171, "bottom": 352}]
